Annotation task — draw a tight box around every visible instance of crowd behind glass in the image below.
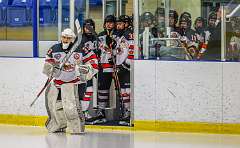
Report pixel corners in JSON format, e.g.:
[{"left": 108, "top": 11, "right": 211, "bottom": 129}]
[{"left": 138, "top": 6, "right": 240, "bottom": 61}]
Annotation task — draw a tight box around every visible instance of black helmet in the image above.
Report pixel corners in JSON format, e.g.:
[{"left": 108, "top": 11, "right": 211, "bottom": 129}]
[
  {"left": 83, "top": 18, "right": 95, "bottom": 30},
  {"left": 194, "top": 17, "right": 206, "bottom": 27},
  {"left": 141, "top": 12, "right": 154, "bottom": 22},
  {"left": 169, "top": 9, "right": 179, "bottom": 24},
  {"left": 104, "top": 15, "right": 116, "bottom": 24},
  {"left": 180, "top": 12, "right": 191, "bottom": 20},
  {"left": 118, "top": 15, "right": 131, "bottom": 23},
  {"left": 116, "top": 15, "right": 126, "bottom": 23},
  {"left": 155, "top": 7, "right": 165, "bottom": 17},
  {"left": 179, "top": 15, "right": 192, "bottom": 28},
  {"left": 208, "top": 11, "right": 217, "bottom": 20}
]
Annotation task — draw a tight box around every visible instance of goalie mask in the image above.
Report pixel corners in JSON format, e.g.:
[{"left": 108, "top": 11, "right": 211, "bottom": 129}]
[{"left": 61, "top": 28, "right": 75, "bottom": 49}]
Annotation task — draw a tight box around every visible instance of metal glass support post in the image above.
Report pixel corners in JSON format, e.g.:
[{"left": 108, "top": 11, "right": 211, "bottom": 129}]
[
  {"left": 133, "top": 0, "right": 139, "bottom": 59},
  {"left": 116, "top": 0, "right": 120, "bottom": 17},
  {"left": 119, "top": 0, "right": 122, "bottom": 16},
  {"left": 221, "top": 5, "right": 226, "bottom": 61},
  {"left": 58, "top": 0, "right": 62, "bottom": 42},
  {"left": 131, "top": 0, "right": 139, "bottom": 127},
  {"left": 70, "top": 0, "right": 75, "bottom": 30},
  {"left": 164, "top": 0, "right": 170, "bottom": 37},
  {"left": 86, "top": 0, "right": 90, "bottom": 19},
  {"left": 33, "top": 0, "right": 39, "bottom": 57},
  {"left": 102, "top": 0, "right": 106, "bottom": 22}
]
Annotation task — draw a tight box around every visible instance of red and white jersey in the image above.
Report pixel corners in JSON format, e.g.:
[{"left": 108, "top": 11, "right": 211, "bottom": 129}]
[
  {"left": 124, "top": 28, "right": 134, "bottom": 67},
  {"left": 45, "top": 40, "right": 98, "bottom": 86},
  {"left": 98, "top": 30, "right": 117, "bottom": 73},
  {"left": 116, "top": 36, "right": 129, "bottom": 66}
]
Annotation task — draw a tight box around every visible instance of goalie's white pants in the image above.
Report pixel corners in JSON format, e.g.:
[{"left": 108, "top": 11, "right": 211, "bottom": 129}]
[{"left": 45, "top": 83, "right": 85, "bottom": 134}]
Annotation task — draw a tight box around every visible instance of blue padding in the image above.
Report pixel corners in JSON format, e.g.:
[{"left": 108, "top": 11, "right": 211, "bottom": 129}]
[
  {"left": 40, "top": 0, "right": 57, "bottom": 7},
  {"left": 7, "top": 6, "right": 31, "bottom": 26},
  {"left": 12, "top": 0, "right": 32, "bottom": 7},
  {"left": 0, "top": 0, "right": 8, "bottom": 6},
  {"left": 62, "top": 0, "right": 84, "bottom": 9},
  {"left": 62, "top": 7, "right": 70, "bottom": 24},
  {"left": 7, "top": 0, "right": 32, "bottom": 26},
  {"left": 39, "top": 7, "right": 56, "bottom": 26},
  {"left": 0, "top": 0, "right": 8, "bottom": 26},
  {"left": 39, "top": 0, "right": 57, "bottom": 26},
  {"left": 89, "top": 0, "right": 102, "bottom": 6}
]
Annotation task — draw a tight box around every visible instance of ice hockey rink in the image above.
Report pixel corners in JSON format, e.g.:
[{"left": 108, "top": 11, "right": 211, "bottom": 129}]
[{"left": 0, "top": 124, "right": 240, "bottom": 148}]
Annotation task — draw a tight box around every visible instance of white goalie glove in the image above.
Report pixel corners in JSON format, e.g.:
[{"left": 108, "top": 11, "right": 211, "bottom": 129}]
[{"left": 43, "top": 62, "right": 61, "bottom": 78}]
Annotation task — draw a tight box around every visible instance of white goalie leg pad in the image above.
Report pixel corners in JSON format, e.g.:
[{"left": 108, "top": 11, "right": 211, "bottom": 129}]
[
  {"left": 61, "top": 83, "right": 85, "bottom": 134},
  {"left": 45, "top": 83, "right": 67, "bottom": 133}
]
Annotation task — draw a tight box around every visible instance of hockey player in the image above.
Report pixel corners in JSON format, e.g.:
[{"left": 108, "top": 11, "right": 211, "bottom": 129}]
[
  {"left": 193, "top": 17, "right": 211, "bottom": 60},
  {"left": 43, "top": 28, "right": 98, "bottom": 134},
  {"left": 169, "top": 9, "right": 179, "bottom": 32},
  {"left": 140, "top": 12, "right": 156, "bottom": 34},
  {"left": 155, "top": 7, "right": 165, "bottom": 37},
  {"left": 178, "top": 13, "right": 198, "bottom": 59},
  {"left": 77, "top": 19, "right": 99, "bottom": 122},
  {"left": 139, "top": 12, "right": 158, "bottom": 58},
  {"left": 227, "top": 17, "right": 240, "bottom": 61},
  {"left": 115, "top": 15, "right": 134, "bottom": 125},
  {"left": 204, "top": 11, "right": 221, "bottom": 60},
  {"left": 90, "top": 15, "right": 117, "bottom": 124}
]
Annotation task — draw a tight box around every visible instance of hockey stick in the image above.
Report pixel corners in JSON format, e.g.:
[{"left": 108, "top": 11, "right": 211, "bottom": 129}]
[
  {"left": 106, "top": 32, "right": 125, "bottom": 119},
  {"left": 30, "top": 24, "right": 83, "bottom": 107}
]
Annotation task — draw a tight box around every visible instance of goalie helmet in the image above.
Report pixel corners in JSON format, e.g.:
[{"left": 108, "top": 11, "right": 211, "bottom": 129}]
[{"left": 61, "top": 28, "right": 75, "bottom": 38}]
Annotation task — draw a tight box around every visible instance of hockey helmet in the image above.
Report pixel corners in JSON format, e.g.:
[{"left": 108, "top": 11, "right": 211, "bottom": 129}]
[
  {"left": 141, "top": 12, "right": 154, "bottom": 23},
  {"left": 208, "top": 11, "right": 217, "bottom": 20},
  {"left": 61, "top": 28, "right": 76, "bottom": 38},
  {"left": 104, "top": 15, "right": 116, "bottom": 24},
  {"left": 194, "top": 17, "right": 206, "bottom": 28},
  {"left": 180, "top": 12, "right": 191, "bottom": 20},
  {"left": 83, "top": 19, "right": 95, "bottom": 30},
  {"left": 179, "top": 14, "right": 192, "bottom": 28}
]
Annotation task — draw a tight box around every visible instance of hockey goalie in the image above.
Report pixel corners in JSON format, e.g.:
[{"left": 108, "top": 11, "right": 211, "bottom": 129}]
[{"left": 42, "top": 28, "right": 98, "bottom": 134}]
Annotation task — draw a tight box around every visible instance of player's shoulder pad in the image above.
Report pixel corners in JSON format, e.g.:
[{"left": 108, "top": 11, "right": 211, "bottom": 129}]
[{"left": 51, "top": 43, "right": 62, "bottom": 53}]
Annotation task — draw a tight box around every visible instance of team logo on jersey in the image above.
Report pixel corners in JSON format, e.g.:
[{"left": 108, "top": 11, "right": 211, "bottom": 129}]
[
  {"left": 74, "top": 53, "right": 80, "bottom": 60},
  {"left": 128, "top": 33, "right": 134, "bottom": 40},
  {"left": 47, "top": 49, "right": 53, "bottom": 55},
  {"left": 54, "top": 53, "right": 62, "bottom": 60}
]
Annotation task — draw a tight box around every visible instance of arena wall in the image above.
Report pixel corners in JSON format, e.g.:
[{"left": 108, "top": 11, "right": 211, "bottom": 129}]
[{"left": 0, "top": 58, "right": 240, "bottom": 134}]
